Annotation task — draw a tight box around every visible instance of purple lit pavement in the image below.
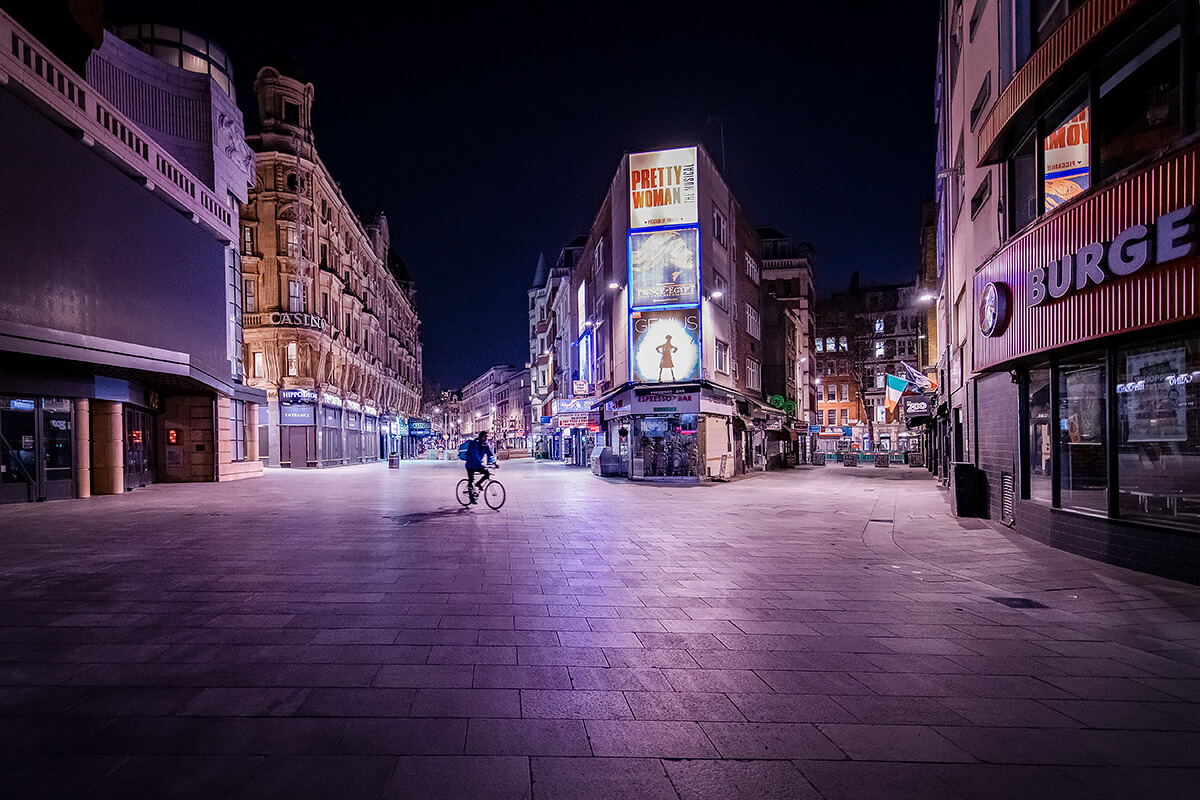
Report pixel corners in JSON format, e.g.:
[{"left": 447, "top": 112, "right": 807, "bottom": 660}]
[{"left": 2, "top": 460, "right": 1199, "bottom": 798}]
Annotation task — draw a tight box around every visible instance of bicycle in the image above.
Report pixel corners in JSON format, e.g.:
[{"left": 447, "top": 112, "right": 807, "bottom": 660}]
[{"left": 456, "top": 463, "right": 506, "bottom": 509}]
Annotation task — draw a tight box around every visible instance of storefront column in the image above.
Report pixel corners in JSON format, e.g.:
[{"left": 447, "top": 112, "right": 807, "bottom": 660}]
[
  {"left": 91, "top": 400, "right": 123, "bottom": 495},
  {"left": 73, "top": 398, "right": 90, "bottom": 498},
  {"left": 247, "top": 402, "right": 260, "bottom": 463}
]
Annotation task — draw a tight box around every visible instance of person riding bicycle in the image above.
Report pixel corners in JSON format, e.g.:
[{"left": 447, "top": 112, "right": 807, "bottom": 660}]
[{"left": 464, "top": 431, "right": 496, "bottom": 504}]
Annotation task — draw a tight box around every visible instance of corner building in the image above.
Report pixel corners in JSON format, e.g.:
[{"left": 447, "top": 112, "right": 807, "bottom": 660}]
[
  {"left": 240, "top": 64, "right": 422, "bottom": 467},
  {"left": 575, "top": 145, "right": 810, "bottom": 480},
  {"left": 939, "top": 0, "right": 1200, "bottom": 582},
  {"left": 1, "top": 10, "right": 264, "bottom": 503}
]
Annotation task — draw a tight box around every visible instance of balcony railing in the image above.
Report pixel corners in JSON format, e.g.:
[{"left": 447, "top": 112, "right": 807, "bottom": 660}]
[{"left": 1, "top": 10, "right": 236, "bottom": 243}]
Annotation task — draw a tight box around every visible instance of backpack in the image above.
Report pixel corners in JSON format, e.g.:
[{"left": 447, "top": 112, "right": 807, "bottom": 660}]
[{"left": 457, "top": 441, "right": 472, "bottom": 461}]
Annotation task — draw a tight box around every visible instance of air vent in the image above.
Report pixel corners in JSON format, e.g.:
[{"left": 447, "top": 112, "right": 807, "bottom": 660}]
[{"left": 1001, "top": 472, "right": 1015, "bottom": 524}]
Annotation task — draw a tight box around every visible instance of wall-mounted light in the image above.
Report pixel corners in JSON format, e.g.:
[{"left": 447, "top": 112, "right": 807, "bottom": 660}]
[
  {"left": 919, "top": 293, "right": 936, "bottom": 302},
  {"left": 608, "top": 282, "right": 621, "bottom": 290},
  {"left": 710, "top": 290, "right": 723, "bottom": 299}
]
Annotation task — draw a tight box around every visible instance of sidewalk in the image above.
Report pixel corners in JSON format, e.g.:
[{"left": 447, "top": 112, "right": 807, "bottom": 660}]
[{"left": 1, "top": 460, "right": 1198, "bottom": 798}]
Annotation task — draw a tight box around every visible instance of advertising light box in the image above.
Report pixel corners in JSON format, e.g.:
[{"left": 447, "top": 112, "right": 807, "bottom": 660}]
[
  {"left": 629, "top": 146, "right": 698, "bottom": 229},
  {"left": 630, "top": 307, "right": 701, "bottom": 383},
  {"left": 629, "top": 227, "right": 701, "bottom": 308}
]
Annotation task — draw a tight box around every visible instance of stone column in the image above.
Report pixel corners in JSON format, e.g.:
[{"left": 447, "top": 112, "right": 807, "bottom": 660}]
[
  {"left": 247, "top": 402, "right": 260, "bottom": 462},
  {"left": 90, "top": 400, "right": 124, "bottom": 495},
  {"left": 73, "top": 398, "right": 91, "bottom": 498}
]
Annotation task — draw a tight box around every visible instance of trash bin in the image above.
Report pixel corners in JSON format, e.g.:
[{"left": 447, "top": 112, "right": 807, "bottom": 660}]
[
  {"left": 951, "top": 462, "right": 982, "bottom": 517},
  {"left": 388, "top": 452, "right": 399, "bottom": 469}
]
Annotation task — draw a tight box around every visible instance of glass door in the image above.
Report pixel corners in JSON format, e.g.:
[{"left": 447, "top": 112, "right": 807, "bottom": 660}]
[{"left": 41, "top": 399, "right": 73, "bottom": 500}]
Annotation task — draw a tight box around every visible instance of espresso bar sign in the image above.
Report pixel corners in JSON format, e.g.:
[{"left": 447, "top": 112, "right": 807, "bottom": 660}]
[{"left": 1028, "top": 205, "right": 1195, "bottom": 306}]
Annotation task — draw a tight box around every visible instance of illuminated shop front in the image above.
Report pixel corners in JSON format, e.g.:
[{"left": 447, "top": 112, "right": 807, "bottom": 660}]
[{"left": 971, "top": 181, "right": 1200, "bottom": 582}]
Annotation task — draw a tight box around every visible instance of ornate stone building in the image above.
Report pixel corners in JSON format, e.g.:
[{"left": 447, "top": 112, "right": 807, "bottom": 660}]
[{"left": 240, "top": 62, "right": 421, "bottom": 467}]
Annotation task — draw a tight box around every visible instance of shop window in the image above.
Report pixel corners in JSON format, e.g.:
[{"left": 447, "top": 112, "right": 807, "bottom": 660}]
[
  {"left": 1116, "top": 335, "right": 1200, "bottom": 530},
  {"left": 1058, "top": 353, "right": 1107, "bottom": 514},
  {"left": 1097, "top": 33, "right": 1180, "bottom": 180},
  {"left": 1027, "top": 367, "right": 1052, "bottom": 502}
]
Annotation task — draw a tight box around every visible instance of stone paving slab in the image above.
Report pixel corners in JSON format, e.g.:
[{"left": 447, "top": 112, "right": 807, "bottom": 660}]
[{"left": 1, "top": 460, "right": 1199, "bottom": 798}]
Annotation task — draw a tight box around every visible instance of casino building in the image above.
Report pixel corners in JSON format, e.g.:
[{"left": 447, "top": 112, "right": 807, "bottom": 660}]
[
  {"left": 547, "top": 145, "right": 815, "bottom": 480},
  {"left": 937, "top": 0, "right": 1200, "bottom": 582},
  {"left": 240, "top": 62, "right": 422, "bottom": 467}
]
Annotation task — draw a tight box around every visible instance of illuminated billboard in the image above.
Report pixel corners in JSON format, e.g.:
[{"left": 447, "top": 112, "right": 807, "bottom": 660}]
[
  {"left": 1044, "top": 107, "right": 1089, "bottom": 211},
  {"left": 630, "top": 307, "right": 701, "bottom": 383},
  {"left": 629, "top": 227, "right": 700, "bottom": 308},
  {"left": 629, "top": 146, "right": 698, "bottom": 229}
]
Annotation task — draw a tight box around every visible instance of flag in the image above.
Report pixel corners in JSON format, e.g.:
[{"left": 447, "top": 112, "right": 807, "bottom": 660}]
[
  {"left": 885, "top": 374, "right": 910, "bottom": 416},
  {"left": 901, "top": 361, "right": 938, "bottom": 392}
]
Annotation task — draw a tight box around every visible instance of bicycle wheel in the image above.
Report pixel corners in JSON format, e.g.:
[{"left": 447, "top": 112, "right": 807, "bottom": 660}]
[
  {"left": 455, "top": 479, "right": 473, "bottom": 507},
  {"left": 483, "top": 480, "right": 506, "bottom": 509}
]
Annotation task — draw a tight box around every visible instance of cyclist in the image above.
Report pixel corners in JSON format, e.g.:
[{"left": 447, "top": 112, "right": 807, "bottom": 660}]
[{"left": 464, "top": 431, "right": 496, "bottom": 504}]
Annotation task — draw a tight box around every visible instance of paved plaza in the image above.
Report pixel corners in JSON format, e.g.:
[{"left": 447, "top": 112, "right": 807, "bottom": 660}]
[{"left": 1, "top": 460, "right": 1199, "bottom": 798}]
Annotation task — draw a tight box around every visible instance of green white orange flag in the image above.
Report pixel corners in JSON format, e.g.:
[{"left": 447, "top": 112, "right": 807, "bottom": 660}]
[{"left": 885, "top": 374, "right": 910, "bottom": 416}]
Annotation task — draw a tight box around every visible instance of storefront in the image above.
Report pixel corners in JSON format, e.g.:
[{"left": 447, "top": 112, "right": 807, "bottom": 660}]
[
  {"left": 1, "top": 396, "right": 74, "bottom": 503},
  {"left": 971, "top": 175, "right": 1200, "bottom": 582}
]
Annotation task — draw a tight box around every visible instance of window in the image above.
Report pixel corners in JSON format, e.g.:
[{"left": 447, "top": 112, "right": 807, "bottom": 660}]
[
  {"left": 288, "top": 279, "right": 302, "bottom": 312},
  {"left": 826, "top": 337, "right": 836, "bottom": 352},
  {"left": 1027, "top": 367, "right": 1052, "bottom": 502},
  {"left": 282, "top": 99, "right": 300, "bottom": 125},
  {"left": 815, "top": 338, "right": 824, "bottom": 353},
  {"left": 712, "top": 207, "right": 728, "bottom": 247},
  {"left": 827, "top": 409, "right": 836, "bottom": 425},
  {"left": 1058, "top": 353, "right": 1107, "bottom": 514},
  {"left": 747, "top": 358, "right": 761, "bottom": 391},
  {"left": 252, "top": 351, "right": 264, "bottom": 378},
  {"left": 244, "top": 279, "right": 257, "bottom": 313},
  {"left": 319, "top": 242, "right": 328, "bottom": 269},
  {"left": 969, "top": 72, "right": 992, "bottom": 130},
  {"left": 1044, "top": 106, "right": 1090, "bottom": 212},
  {"left": 1116, "top": 335, "right": 1200, "bottom": 530},
  {"left": 231, "top": 399, "right": 247, "bottom": 462},
  {"left": 841, "top": 384, "right": 850, "bottom": 402},
  {"left": 839, "top": 336, "right": 848, "bottom": 351},
  {"left": 840, "top": 408, "right": 849, "bottom": 425},
  {"left": 241, "top": 225, "right": 254, "bottom": 256},
  {"left": 1097, "top": 32, "right": 1181, "bottom": 181},
  {"left": 746, "top": 305, "right": 761, "bottom": 339},
  {"left": 875, "top": 340, "right": 885, "bottom": 358},
  {"left": 1008, "top": 132, "right": 1038, "bottom": 233},
  {"left": 970, "top": 173, "right": 992, "bottom": 219},
  {"left": 875, "top": 318, "right": 885, "bottom": 334},
  {"left": 745, "top": 254, "right": 759, "bottom": 283},
  {"left": 715, "top": 339, "right": 730, "bottom": 374},
  {"left": 321, "top": 292, "right": 329, "bottom": 319},
  {"left": 286, "top": 342, "right": 298, "bottom": 377},
  {"left": 968, "top": 0, "right": 987, "bottom": 41}
]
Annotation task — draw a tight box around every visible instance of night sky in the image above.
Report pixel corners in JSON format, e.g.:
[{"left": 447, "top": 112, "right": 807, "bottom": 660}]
[{"left": 102, "top": 2, "right": 938, "bottom": 390}]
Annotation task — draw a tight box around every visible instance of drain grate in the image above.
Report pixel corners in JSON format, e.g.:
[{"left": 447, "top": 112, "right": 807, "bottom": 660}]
[
  {"left": 868, "top": 519, "right": 894, "bottom": 523},
  {"left": 987, "top": 596, "right": 1049, "bottom": 609}
]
